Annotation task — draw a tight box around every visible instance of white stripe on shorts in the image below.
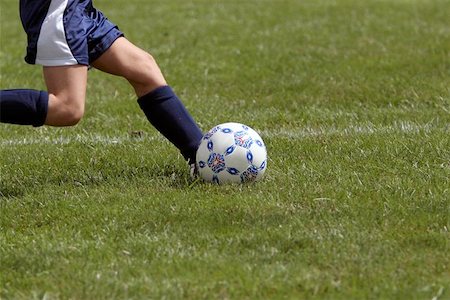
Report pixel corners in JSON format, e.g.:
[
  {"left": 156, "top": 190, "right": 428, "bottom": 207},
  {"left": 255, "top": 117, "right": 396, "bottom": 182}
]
[{"left": 36, "top": 0, "right": 78, "bottom": 66}]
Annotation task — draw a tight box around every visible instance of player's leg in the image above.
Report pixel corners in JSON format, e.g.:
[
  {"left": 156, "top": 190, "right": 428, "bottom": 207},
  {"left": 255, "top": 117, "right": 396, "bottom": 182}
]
[
  {"left": 91, "top": 37, "right": 166, "bottom": 97},
  {"left": 1, "top": 0, "right": 90, "bottom": 127},
  {"left": 43, "top": 65, "right": 88, "bottom": 126},
  {"left": 0, "top": 65, "right": 88, "bottom": 127},
  {"left": 92, "top": 37, "right": 203, "bottom": 162}
]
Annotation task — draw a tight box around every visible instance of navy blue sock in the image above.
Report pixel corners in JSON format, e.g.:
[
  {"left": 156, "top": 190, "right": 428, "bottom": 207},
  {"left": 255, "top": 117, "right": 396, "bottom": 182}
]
[
  {"left": 138, "top": 86, "right": 203, "bottom": 162},
  {"left": 0, "top": 89, "right": 49, "bottom": 127}
]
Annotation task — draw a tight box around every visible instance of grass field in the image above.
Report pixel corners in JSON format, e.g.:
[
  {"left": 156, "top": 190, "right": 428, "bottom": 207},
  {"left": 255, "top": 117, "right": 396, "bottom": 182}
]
[{"left": 1, "top": 0, "right": 449, "bottom": 298}]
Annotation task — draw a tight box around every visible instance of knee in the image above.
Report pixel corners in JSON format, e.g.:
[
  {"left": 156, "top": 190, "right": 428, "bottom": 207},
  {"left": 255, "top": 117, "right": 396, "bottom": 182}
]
[
  {"left": 138, "top": 52, "right": 163, "bottom": 81},
  {"left": 49, "top": 95, "right": 85, "bottom": 126},
  {"left": 62, "top": 105, "right": 84, "bottom": 126},
  {"left": 60, "top": 100, "right": 84, "bottom": 126},
  {"left": 143, "top": 52, "right": 157, "bottom": 65},
  {"left": 129, "top": 52, "right": 166, "bottom": 96}
]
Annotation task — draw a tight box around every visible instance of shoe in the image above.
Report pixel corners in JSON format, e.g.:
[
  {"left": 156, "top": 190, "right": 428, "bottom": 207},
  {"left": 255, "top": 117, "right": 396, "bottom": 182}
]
[{"left": 189, "top": 159, "right": 199, "bottom": 179}]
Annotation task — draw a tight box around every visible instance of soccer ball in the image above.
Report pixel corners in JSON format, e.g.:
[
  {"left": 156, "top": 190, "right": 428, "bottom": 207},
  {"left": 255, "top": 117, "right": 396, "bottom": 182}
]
[{"left": 196, "top": 122, "right": 267, "bottom": 184}]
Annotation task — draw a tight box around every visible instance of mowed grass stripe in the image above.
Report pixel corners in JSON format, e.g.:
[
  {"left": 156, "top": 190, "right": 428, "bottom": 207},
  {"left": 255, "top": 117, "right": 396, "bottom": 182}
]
[{"left": 1, "top": 121, "right": 447, "bottom": 146}]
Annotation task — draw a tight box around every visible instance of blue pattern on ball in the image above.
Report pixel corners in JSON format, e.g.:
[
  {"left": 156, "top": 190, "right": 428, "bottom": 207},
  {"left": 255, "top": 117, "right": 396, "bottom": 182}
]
[
  {"left": 225, "top": 145, "right": 235, "bottom": 156},
  {"left": 203, "top": 126, "right": 221, "bottom": 140},
  {"left": 259, "top": 160, "right": 266, "bottom": 170},
  {"left": 240, "top": 166, "right": 259, "bottom": 183},
  {"left": 207, "top": 140, "right": 213, "bottom": 151},
  {"left": 227, "top": 167, "right": 240, "bottom": 175},
  {"left": 208, "top": 153, "right": 226, "bottom": 173},
  {"left": 246, "top": 151, "right": 253, "bottom": 163},
  {"left": 234, "top": 131, "right": 253, "bottom": 149}
]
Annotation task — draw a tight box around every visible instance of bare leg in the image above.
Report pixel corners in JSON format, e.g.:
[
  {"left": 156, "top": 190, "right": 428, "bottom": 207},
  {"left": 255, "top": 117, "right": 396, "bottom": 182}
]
[
  {"left": 91, "top": 37, "right": 203, "bottom": 162},
  {"left": 43, "top": 65, "right": 88, "bottom": 126},
  {"left": 92, "top": 37, "right": 166, "bottom": 97}
]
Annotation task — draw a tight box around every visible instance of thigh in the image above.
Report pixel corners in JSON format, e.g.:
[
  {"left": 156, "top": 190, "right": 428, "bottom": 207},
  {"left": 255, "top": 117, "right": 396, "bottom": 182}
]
[
  {"left": 92, "top": 37, "right": 167, "bottom": 97},
  {"left": 44, "top": 65, "right": 88, "bottom": 101}
]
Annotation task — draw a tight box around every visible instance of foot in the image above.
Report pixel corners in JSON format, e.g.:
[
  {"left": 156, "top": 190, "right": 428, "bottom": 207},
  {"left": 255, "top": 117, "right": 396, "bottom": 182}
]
[{"left": 189, "top": 159, "right": 199, "bottom": 179}]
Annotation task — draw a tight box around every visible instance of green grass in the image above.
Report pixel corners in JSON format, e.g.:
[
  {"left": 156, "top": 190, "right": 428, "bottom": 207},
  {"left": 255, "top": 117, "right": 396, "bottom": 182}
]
[{"left": 1, "top": 0, "right": 449, "bottom": 298}]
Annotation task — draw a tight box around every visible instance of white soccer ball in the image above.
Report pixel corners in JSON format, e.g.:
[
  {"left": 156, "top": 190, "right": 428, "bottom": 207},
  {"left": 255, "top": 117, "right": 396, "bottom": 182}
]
[{"left": 196, "top": 122, "right": 268, "bottom": 184}]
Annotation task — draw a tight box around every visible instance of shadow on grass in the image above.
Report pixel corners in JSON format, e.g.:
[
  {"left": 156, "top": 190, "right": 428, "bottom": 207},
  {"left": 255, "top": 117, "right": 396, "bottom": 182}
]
[
  {"left": 0, "top": 164, "right": 191, "bottom": 199},
  {"left": 0, "top": 183, "right": 25, "bottom": 199}
]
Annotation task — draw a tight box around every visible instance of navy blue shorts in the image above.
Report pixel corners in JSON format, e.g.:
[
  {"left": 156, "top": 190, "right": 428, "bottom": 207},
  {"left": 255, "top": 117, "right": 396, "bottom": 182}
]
[{"left": 20, "top": 0, "right": 124, "bottom": 66}]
